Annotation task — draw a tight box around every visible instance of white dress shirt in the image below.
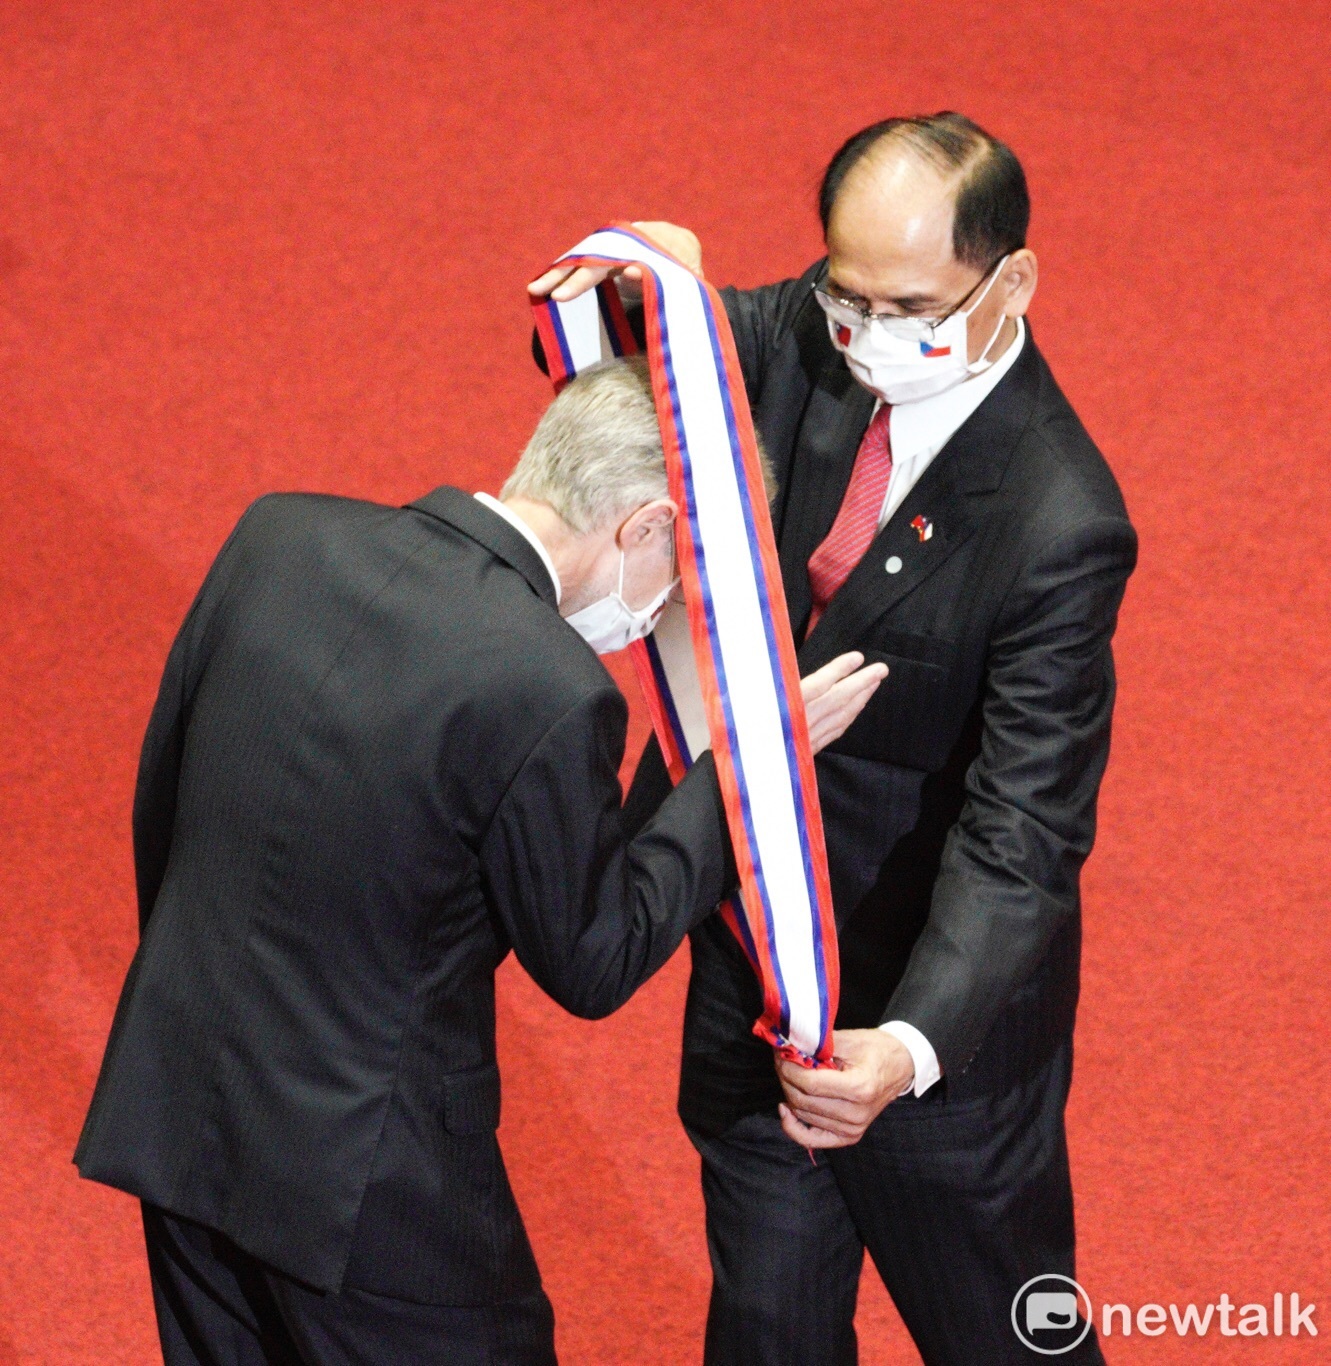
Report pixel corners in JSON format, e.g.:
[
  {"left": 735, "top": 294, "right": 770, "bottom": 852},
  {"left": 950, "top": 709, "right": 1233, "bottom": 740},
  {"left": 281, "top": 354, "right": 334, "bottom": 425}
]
[
  {"left": 874, "top": 319, "right": 1026, "bottom": 1097},
  {"left": 473, "top": 493, "right": 562, "bottom": 606}
]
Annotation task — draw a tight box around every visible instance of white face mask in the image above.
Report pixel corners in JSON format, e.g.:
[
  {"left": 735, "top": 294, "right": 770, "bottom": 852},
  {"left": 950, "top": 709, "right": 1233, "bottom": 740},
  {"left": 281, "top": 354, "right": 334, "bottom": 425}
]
[
  {"left": 820, "top": 255, "right": 1010, "bottom": 406},
  {"left": 565, "top": 549, "right": 678, "bottom": 654}
]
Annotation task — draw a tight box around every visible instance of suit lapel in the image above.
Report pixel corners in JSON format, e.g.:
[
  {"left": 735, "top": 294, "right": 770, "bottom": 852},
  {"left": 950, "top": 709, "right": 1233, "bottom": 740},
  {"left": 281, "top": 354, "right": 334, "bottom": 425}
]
[
  {"left": 778, "top": 359, "right": 877, "bottom": 635},
  {"left": 802, "top": 452, "right": 978, "bottom": 660},
  {"left": 800, "top": 335, "right": 1045, "bottom": 662}
]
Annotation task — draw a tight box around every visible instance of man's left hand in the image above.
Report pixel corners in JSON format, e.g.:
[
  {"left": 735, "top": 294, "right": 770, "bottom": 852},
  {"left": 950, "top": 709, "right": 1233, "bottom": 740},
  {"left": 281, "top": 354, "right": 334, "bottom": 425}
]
[{"left": 776, "top": 1029, "right": 914, "bottom": 1150}]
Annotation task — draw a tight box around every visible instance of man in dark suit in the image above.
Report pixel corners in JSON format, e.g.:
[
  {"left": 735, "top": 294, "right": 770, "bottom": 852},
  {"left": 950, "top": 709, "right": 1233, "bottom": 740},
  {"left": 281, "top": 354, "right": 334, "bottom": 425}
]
[
  {"left": 533, "top": 113, "right": 1136, "bottom": 1363},
  {"left": 74, "top": 356, "right": 883, "bottom": 1365}
]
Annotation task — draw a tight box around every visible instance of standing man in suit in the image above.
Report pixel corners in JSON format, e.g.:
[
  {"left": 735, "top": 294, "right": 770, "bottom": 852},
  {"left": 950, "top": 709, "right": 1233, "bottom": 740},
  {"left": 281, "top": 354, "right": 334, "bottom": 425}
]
[
  {"left": 532, "top": 113, "right": 1136, "bottom": 1363},
  {"left": 74, "top": 356, "right": 884, "bottom": 1366}
]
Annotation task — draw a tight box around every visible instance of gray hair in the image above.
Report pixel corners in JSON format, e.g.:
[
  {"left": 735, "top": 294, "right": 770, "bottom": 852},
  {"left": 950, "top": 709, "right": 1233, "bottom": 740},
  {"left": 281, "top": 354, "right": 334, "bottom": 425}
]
[{"left": 503, "top": 357, "right": 666, "bottom": 533}]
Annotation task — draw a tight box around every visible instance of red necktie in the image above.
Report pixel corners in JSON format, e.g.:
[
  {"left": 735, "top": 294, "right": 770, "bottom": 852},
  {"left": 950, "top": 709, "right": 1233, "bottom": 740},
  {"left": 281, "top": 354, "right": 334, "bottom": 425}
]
[{"left": 806, "top": 404, "right": 893, "bottom": 631}]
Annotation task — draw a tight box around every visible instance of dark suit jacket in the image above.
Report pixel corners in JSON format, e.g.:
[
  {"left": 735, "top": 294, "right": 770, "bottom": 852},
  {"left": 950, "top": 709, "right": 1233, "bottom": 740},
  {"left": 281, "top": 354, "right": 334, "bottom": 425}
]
[
  {"left": 75, "top": 486, "right": 731, "bottom": 1302},
  {"left": 619, "top": 262, "right": 1138, "bottom": 1133}
]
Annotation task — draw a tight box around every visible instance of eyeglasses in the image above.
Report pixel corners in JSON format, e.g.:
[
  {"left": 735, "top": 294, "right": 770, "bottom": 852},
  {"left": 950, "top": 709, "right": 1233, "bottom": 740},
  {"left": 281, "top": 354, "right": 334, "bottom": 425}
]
[{"left": 812, "top": 255, "right": 1007, "bottom": 343}]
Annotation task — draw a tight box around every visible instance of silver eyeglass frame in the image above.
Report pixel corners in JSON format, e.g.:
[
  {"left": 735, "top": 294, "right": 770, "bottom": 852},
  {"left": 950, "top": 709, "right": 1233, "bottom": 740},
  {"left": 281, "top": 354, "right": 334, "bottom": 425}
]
[{"left": 811, "top": 254, "right": 1007, "bottom": 344}]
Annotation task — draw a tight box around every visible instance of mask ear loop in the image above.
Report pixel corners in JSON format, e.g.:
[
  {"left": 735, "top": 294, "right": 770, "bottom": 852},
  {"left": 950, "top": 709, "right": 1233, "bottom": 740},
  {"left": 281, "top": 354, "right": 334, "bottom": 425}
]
[
  {"left": 968, "top": 311, "right": 1009, "bottom": 373},
  {"left": 964, "top": 255, "right": 1012, "bottom": 374},
  {"left": 615, "top": 547, "right": 628, "bottom": 603},
  {"left": 624, "top": 517, "right": 682, "bottom": 610}
]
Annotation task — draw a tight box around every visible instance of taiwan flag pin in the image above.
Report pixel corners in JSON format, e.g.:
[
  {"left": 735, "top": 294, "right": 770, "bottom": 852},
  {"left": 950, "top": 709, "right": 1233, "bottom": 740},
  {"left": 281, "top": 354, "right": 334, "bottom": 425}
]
[{"left": 911, "top": 515, "right": 934, "bottom": 542}]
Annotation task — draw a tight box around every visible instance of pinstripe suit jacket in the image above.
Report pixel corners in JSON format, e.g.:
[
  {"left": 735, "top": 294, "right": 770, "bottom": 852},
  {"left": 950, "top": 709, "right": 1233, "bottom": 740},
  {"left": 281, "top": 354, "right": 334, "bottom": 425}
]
[
  {"left": 75, "top": 486, "right": 730, "bottom": 1300},
  {"left": 622, "top": 264, "right": 1138, "bottom": 1132}
]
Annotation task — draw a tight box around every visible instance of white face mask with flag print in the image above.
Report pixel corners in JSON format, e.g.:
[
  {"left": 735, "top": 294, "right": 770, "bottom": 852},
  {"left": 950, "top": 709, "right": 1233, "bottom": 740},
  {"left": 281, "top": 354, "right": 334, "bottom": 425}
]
[{"left": 823, "top": 255, "right": 1009, "bottom": 406}]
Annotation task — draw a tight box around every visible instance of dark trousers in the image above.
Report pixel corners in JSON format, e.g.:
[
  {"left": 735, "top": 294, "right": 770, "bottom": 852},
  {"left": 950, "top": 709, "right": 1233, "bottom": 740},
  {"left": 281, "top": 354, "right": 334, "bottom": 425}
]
[
  {"left": 141, "top": 1205, "right": 556, "bottom": 1365},
  {"left": 686, "top": 1037, "right": 1105, "bottom": 1366}
]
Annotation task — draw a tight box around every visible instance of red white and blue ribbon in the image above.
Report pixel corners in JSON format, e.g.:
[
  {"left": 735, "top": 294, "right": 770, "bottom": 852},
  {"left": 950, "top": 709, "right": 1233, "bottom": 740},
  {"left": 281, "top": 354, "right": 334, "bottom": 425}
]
[{"left": 532, "top": 225, "right": 839, "bottom": 1065}]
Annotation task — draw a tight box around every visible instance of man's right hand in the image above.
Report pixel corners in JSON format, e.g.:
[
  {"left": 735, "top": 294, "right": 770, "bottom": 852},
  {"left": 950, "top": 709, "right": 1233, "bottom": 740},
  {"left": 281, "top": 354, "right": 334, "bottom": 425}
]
[
  {"left": 802, "top": 653, "right": 888, "bottom": 755},
  {"left": 527, "top": 221, "right": 702, "bottom": 303}
]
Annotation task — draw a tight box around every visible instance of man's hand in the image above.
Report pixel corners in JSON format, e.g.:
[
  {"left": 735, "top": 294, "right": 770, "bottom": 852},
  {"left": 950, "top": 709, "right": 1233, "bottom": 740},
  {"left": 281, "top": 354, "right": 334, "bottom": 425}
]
[
  {"left": 776, "top": 1029, "right": 914, "bottom": 1150},
  {"left": 801, "top": 653, "right": 888, "bottom": 756},
  {"left": 527, "top": 221, "right": 703, "bottom": 303}
]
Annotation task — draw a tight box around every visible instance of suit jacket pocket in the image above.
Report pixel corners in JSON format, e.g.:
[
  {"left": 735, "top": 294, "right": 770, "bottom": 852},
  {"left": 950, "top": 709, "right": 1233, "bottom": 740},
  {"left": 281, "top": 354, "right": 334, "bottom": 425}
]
[
  {"left": 441, "top": 1062, "right": 502, "bottom": 1134},
  {"left": 343, "top": 1055, "right": 527, "bottom": 1303},
  {"left": 828, "top": 648, "right": 953, "bottom": 771}
]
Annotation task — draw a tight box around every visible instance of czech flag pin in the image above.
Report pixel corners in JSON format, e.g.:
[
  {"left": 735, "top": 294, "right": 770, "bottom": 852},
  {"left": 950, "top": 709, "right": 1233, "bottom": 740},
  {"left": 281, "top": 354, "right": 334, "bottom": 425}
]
[{"left": 911, "top": 515, "right": 934, "bottom": 542}]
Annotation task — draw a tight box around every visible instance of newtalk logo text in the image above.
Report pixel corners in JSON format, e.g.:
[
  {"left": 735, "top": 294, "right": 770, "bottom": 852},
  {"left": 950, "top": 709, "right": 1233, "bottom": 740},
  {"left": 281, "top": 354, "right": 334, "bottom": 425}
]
[
  {"left": 1011, "top": 1277, "right": 1316, "bottom": 1354},
  {"left": 1099, "top": 1294, "right": 1317, "bottom": 1338}
]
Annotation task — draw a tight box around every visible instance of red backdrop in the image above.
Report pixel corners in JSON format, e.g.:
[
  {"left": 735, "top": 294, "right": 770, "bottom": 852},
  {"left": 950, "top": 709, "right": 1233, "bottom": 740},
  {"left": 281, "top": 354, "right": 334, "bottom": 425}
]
[{"left": 1, "top": 2, "right": 1328, "bottom": 1361}]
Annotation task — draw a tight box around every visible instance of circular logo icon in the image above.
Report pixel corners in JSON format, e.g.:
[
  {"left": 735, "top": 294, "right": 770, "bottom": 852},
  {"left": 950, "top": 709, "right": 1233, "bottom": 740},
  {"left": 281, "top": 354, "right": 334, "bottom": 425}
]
[{"left": 1010, "top": 1274, "right": 1093, "bottom": 1355}]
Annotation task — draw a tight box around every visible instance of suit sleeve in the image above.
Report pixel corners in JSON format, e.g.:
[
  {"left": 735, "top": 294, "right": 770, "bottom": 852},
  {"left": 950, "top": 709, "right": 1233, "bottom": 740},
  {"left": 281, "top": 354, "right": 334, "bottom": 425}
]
[
  {"left": 717, "top": 268, "right": 821, "bottom": 401},
  {"left": 884, "top": 514, "right": 1138, "bottom": 1076},
  {"left": 479, "top": 686, "right": 734, "bottom": 1019},
  {"left": 532, "top": 265, "right": 822, "bottom": 402}
]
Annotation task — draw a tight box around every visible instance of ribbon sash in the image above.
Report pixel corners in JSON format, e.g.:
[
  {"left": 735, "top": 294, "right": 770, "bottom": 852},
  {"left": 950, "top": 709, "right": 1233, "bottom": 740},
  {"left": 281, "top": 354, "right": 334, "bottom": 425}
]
[{"left": 532, "top": 225, "right": 838, "bottom": 1065}]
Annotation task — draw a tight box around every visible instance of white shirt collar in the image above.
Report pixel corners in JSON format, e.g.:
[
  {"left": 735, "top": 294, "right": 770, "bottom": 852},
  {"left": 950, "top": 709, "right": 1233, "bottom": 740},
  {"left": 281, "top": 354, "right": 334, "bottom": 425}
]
[
  {"left": 889, "top": 316, "right": 1026, "bottom": 465},
  {"left": 473, "top": 493, "right": 562, "bottom": 605}
]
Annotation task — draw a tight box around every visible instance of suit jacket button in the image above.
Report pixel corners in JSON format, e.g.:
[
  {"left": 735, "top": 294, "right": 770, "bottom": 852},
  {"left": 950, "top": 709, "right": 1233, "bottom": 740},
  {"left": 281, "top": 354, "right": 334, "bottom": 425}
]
[{"left": 885, "top": 555, "right": 903, "bottom": 574}]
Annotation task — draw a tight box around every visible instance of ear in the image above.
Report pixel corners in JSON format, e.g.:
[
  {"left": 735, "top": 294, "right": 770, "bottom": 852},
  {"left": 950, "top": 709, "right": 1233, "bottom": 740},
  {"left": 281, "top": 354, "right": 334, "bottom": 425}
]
[
  {"left": 1002, "top": 248, "right": 1038, "bottom": 317},
  {"left": 617, "top": 497, "right": 679, "bottom": 548}
]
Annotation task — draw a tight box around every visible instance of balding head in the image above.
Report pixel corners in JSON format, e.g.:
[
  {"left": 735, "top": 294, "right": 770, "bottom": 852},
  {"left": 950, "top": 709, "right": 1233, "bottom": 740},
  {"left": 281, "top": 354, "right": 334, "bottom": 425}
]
[{"left": 819, "top": 113, "right": 1029, "bottom": 272}]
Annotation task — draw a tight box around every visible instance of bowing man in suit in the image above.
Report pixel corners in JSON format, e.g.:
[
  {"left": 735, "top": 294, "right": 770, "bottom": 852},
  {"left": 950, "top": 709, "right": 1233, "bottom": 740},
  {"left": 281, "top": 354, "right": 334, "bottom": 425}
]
[
  {"left": 74, "top": 356, "right": 885, "bottom": 1366},
  {"left": 532, "top": 113, "right": 1137, "bottom": 1364}
]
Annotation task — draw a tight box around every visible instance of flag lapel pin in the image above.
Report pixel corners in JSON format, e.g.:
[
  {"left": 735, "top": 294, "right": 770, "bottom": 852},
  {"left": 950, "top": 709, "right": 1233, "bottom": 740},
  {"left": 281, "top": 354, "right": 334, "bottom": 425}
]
[{"left": 911, "top": 515, "right": 934, "bottom": 542}]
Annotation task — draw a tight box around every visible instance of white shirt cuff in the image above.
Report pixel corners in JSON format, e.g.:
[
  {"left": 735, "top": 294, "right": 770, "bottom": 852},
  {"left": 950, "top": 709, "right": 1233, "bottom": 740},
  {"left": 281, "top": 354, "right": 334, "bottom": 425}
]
[{"left": 879, "top": 1020, "right": 941, "bottom": 1097}]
